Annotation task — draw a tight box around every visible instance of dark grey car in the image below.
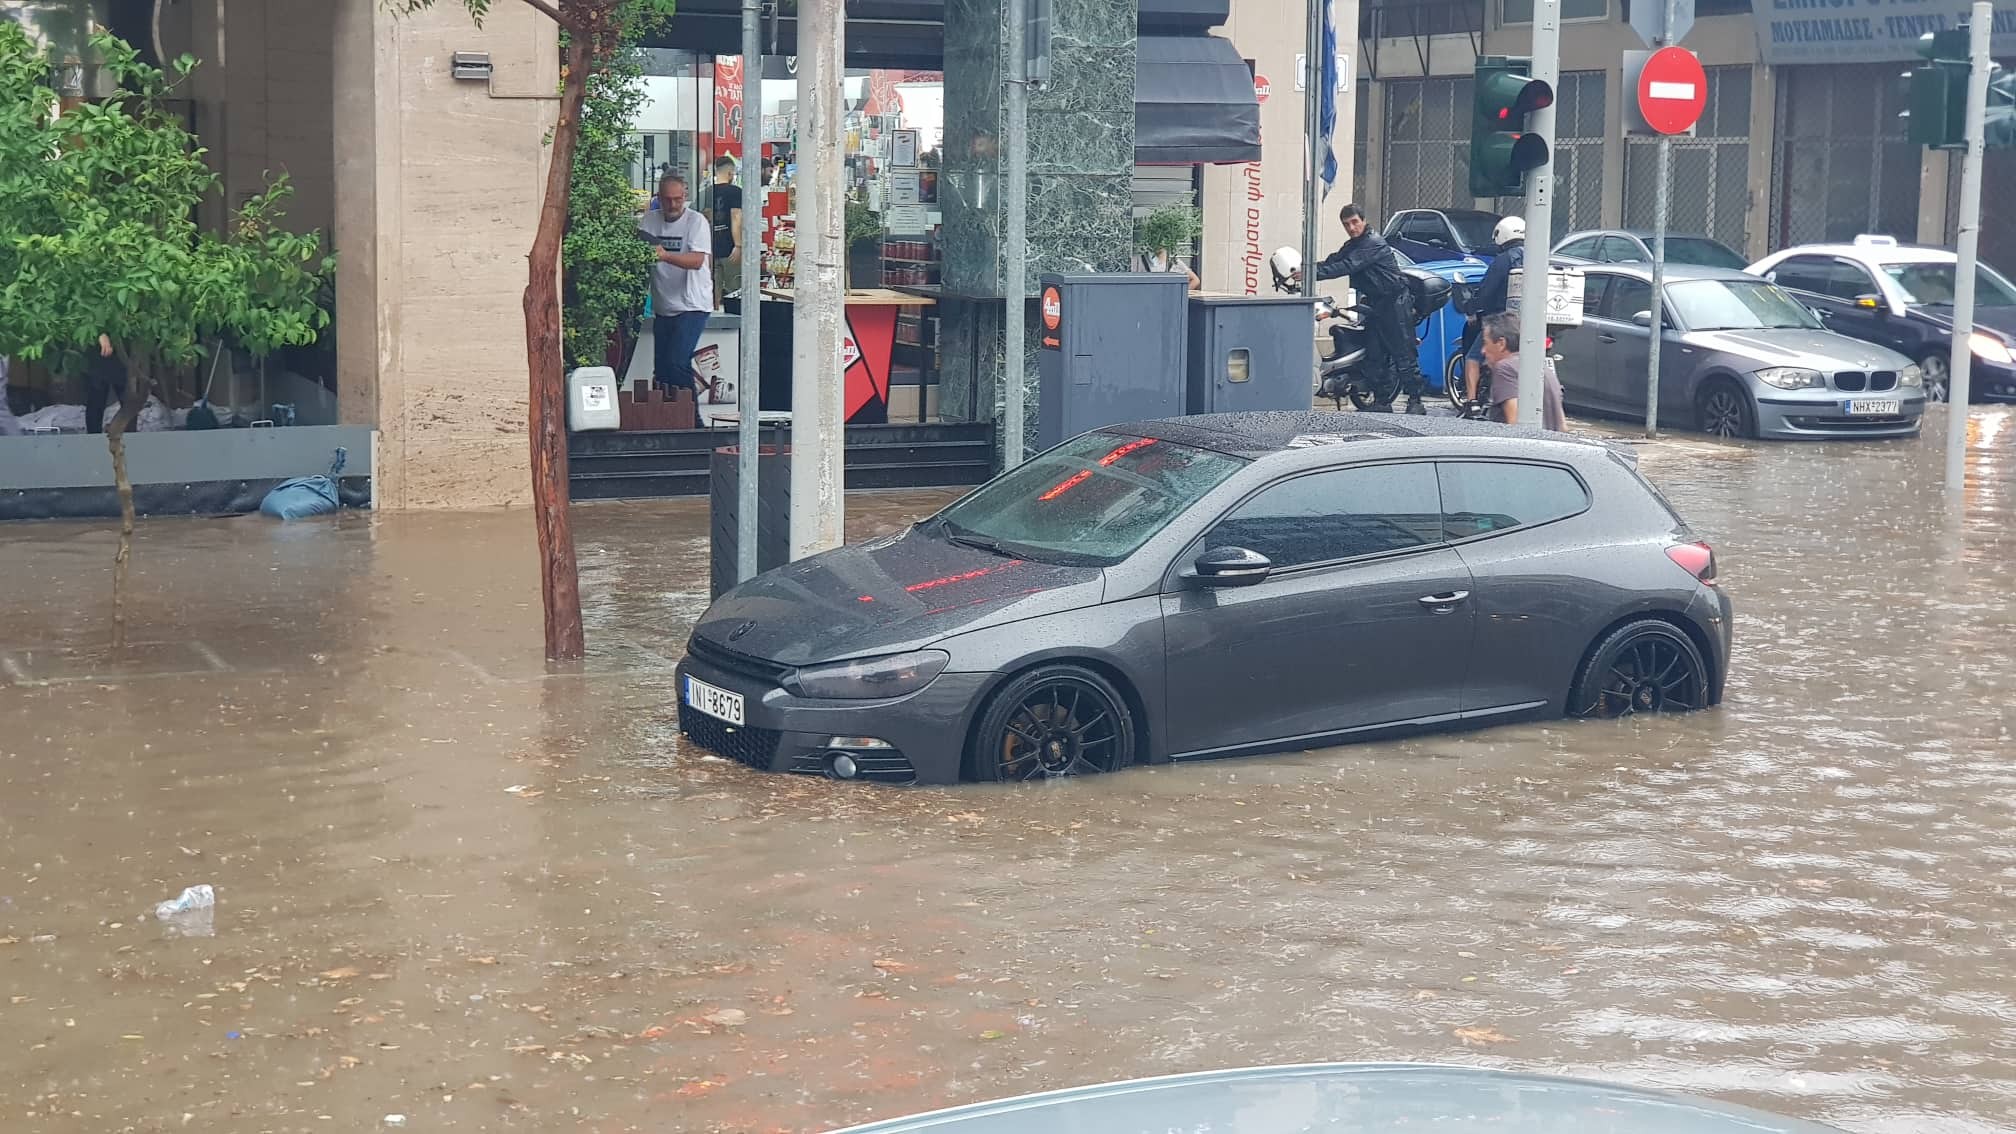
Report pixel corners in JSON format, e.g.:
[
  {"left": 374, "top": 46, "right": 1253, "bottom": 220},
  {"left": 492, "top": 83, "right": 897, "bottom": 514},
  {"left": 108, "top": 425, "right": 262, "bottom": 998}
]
[{"left": 676, "top": 414, "right": 1732, "bottom": 786}]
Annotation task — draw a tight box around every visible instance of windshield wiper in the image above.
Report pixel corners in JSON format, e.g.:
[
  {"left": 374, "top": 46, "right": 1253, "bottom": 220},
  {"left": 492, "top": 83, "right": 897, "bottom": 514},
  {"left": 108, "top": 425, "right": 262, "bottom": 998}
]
[{"left": 941, "top": 522, "right": 1016, "bottom": 558}]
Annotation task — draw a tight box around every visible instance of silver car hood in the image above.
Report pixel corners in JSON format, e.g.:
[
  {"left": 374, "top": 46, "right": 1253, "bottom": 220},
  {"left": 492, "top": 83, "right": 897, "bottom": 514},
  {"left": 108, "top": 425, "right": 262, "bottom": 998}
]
[{"left": 1683, "top": 327, "right": 1912, "bottom": 371}]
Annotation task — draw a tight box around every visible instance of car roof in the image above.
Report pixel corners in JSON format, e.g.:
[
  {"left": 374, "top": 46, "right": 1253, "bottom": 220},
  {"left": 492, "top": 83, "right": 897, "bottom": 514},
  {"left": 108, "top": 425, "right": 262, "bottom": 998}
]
[
  {"left": 1766, "top": 242, "right": 1952, "bottom": 265},
  {"left": 1106, "top": 412, "right": 1617, "bottom": 461},
  {"left": 1574, "top": 262, "right": 1756, "bottom": 284},
  {"left": 1559, "top": 229, "right": 1728, "bottom": 244},
  {"left": 1395, "top": 208, "right": 1501, "bottom": 222}
]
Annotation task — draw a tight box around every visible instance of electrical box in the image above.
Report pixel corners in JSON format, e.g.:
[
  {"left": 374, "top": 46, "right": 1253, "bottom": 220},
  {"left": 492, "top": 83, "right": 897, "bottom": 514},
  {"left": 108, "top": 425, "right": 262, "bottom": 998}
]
[
  {"left": 1036, "top": 273, "right": 1189, "bottom": 450},
  {"left": 568, "top": 366, "right": 621, "bottom": 431},
  {"left": 1185, "top": 295, "right": 1318, "bottom": 415}
]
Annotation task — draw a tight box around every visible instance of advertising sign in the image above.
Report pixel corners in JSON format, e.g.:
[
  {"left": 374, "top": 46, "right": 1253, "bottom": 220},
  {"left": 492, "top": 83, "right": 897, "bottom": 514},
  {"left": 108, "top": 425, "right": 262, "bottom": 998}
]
[{"left": 1751, "top": 0, "right": 2016, "bottom": 65}]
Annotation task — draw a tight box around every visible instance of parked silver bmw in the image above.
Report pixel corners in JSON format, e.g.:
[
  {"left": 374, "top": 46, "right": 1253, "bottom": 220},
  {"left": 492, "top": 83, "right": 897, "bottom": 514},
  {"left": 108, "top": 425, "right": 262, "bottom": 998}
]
[{"left": 1550, "top": 264, "right": 1927, "bottom": 440}]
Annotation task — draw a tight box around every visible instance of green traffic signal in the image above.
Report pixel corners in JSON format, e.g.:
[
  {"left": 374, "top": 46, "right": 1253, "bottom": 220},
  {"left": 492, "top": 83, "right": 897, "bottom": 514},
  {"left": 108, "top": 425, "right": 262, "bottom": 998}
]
[
  {"left": 1904, "top": 23, "right": 1971, "bottom": 148},
  {"left": 1470, "top": 57, "right": 1553, "bottom": 198},
  {"left": 1916, "top": 27, "right": 1968, "bottom": 61}
]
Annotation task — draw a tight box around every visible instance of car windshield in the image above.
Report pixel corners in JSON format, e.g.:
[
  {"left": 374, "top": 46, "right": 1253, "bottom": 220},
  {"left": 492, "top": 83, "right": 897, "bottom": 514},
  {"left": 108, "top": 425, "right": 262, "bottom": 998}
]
[
  {"left": 1667, "top": 279, "right": 1822, "bottom": 331},
  {"left": 1880, "top": 260, "right": 2016, "bottom": 307},
  {"left": 932, "top": 432, "right": 1246, "bottom": 567},
  {"left": 1664, "top": 238, "right": 1747, "bottom": 270},
  {"left": 1447, "top": 213, "right": 1501, "bottom": 250}
]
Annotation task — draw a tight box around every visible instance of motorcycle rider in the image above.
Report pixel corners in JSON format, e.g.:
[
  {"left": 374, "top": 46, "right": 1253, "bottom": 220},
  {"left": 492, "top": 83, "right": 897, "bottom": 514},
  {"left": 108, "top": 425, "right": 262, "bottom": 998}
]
[
  {"left": 1461, "top": 216, "right": 1528, "bottom": 410},
  {"left": 1295, "top": 203, "right": 1426, "bottom": 415}
]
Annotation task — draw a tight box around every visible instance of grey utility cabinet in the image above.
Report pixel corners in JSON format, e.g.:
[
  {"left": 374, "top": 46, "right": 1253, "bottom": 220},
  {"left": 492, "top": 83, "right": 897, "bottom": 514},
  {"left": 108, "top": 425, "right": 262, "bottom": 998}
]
[
  {"left": 1185, "top": 294, "right": 1318, "bottom": 415},
  {"left": 1036, "top": 272, "right": 1189, "bottom": 450}
]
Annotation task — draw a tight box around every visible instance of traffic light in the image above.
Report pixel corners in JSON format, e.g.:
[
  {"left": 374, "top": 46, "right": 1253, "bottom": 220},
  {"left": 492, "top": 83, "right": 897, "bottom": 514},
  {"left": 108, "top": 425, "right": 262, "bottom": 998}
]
[
  {"left": 1470, "top": 56, "right": 1553, "bottom": 198},
  {"left": 1905, "top": 26, "right": 1968, "bottom": 149}
]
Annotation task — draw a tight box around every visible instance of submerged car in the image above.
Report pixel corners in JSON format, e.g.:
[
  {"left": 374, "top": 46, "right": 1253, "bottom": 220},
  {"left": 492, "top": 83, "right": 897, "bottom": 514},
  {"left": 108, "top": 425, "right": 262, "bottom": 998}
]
[
  {"left": 1550, "top": 264, "right": 1926, "bottom": 440},
  {"left": 677, "top": 414, "right": 1731, "bottom": 786},
  {"left": 826, "top": 1063, "right": 1845, "bottom": 1133}
]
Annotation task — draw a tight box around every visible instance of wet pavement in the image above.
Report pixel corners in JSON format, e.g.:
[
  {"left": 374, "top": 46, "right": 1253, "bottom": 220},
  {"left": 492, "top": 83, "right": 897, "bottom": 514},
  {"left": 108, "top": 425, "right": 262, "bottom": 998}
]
[{"left": 4, "top": 408, "right": 2016, "bottom": 1133}]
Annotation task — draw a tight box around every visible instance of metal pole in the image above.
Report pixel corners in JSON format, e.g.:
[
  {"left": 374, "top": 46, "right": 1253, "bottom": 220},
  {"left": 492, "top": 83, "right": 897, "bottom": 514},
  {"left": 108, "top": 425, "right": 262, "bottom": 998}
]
[
  {"left": 1945, "top": 0, "right": 1990, "bottom": 497},
  {"left": 790, "top": 0, "right": 846, "bottom": 558},
  {"left": 735, "top": 0, "right": 763, "bottom": 582},
  {"left": 1642, "top": 0, "right": 1679, "bottom": 438},
  {"left": 1515, "top": 0, "right": 1559, "bottom": 424},
  {"left": 1003, "top": 0, "right": 1030, "bottom": 467},
  {"left": 1301, "top": 0, "right": 1323, "bottom": 300}
]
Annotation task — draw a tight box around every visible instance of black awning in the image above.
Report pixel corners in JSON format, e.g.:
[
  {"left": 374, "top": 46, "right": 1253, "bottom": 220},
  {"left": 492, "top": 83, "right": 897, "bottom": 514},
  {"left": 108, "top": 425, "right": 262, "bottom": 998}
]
[{"left": 1134, "top": 34, "right": 1260, "bottom": 165}]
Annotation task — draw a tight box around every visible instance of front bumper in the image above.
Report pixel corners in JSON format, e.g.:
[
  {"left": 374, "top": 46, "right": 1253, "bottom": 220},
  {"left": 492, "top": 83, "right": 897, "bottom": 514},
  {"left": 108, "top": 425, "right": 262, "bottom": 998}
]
[
  {"left": 1965, "top": 359, "right": 2016, "bottom": 402},
  {"left": 1754, "top": 391, "right": 1926, "bottom": 439},
  {"left": 674, "top": 655, "right": 988, "bottom": 786}
]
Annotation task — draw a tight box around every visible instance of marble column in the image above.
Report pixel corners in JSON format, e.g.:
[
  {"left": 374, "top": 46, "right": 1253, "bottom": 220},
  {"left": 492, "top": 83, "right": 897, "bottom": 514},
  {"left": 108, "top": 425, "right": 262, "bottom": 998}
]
[{"left": 940, "top": 0, "right": 1137, "bottom": 458}]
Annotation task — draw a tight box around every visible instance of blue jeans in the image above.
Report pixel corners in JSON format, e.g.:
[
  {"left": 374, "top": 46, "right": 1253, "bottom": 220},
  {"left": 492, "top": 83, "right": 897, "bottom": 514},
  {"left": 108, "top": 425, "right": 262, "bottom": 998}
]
[{"left": 653, "top": 311, "right": 710, "bottom": 392}]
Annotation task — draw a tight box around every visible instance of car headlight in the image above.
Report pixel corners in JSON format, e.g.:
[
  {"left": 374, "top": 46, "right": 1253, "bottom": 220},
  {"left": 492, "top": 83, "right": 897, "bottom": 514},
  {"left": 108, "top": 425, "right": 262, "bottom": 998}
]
[
  {"left": 785, "top": 650, "right": 950, "bottom": 700},
  {"left": 1969, "top": 332, "right": 2015, "bottom": 365},
  {"left": 1899, "top": 363, "right": 1924, "bottom": 388},
  {"left": 1755, "top": 366, "right": 1824, "bottom": 390}
]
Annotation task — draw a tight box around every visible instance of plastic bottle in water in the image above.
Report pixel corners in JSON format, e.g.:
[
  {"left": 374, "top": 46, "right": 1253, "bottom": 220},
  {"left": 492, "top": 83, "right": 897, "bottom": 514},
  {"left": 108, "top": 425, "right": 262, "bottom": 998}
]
[{"left": 155, "top": 885, "right": 215, "bottom": 920}]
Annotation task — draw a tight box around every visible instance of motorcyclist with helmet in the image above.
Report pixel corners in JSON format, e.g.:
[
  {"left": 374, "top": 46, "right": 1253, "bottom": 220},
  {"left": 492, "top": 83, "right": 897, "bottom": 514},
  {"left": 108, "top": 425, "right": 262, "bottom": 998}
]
[
  {"left": 1460, "top": 215, "right": 1528, "bottom": 413},
  {"left": 1288, "top": 203, "right": 1427, "bottom": 415}
]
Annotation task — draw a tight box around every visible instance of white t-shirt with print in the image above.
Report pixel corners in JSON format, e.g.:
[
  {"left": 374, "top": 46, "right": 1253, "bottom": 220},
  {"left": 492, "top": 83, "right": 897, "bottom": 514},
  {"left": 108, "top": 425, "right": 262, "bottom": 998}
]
[{"left": 638, "top": 205, "right": 714, "bottom": 315}]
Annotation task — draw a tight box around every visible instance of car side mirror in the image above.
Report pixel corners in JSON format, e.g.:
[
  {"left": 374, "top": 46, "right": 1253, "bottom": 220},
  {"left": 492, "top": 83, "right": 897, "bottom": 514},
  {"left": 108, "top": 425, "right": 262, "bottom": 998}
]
[
  {"left": 1810, "top": 306, "right": 1831, "bottom": 321},
  {"left": 1192, "top": 546, "right": 1272, "bottom": 587},
  {"left": 1854, "top": 293, "right": 1886, "bottom": 314},
  {"left": 1631, "top": 310, "right": 1653, "bottom": 328}
]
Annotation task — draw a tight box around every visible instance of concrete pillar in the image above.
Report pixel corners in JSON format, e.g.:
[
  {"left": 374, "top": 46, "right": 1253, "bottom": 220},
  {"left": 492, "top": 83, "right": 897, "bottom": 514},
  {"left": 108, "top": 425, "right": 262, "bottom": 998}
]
[
  {"left": 331, "top": 0, "right": 557, "bottom": 509},
  {"left": 940, "top": 0, "right": 1137, "bottom": 456}
]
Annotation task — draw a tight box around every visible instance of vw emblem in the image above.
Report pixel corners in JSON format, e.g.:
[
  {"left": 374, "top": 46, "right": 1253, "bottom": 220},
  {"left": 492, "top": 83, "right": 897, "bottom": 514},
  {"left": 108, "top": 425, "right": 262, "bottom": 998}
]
[{"left": 727, "top": 620, "right": 757, "bottom": 642}]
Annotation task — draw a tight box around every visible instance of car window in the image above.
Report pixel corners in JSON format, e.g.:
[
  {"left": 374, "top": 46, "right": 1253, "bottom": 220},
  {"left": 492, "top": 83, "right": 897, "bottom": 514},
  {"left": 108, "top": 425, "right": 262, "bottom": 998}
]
[
  {"left": 1437, "top": 462, "right": 1589, "bottom": 539},
  {"left": 1763, "top": 255, "right": 1836, "bottom": 296},
  {"left": 1446, "top": 213, "right": 1501, "bottom": 250},
  {"left": 1667, "top": 279, "right": 1822, "bottom": 331},
  {"left": 1400, "top": 216, "right": 1450, "bottom": 245},
  {"left": 1878, "top": 260, "right": 2016, "bottom": 307},
  {"left": 1579, "top": 274, "right": 1611, "bottom": 317},
  {"left": 938, "top": 432, "right": 1245, "bottom": 567},
  {"left": 1205, "top": 463, "right": 1444, "bottom": 570},
  {"left": 1557, "top": 236, "right": 1600, "bottom": 259},
  {"left": 1598, "top": 235, "right": 1647, "bottom": 263},
  {"left": 1599, "top": 277, "right": 1653, "bottom": 322},
  {"left": 1665, "top": 238, "right": 1747, "bottom": 270},
  {"left": 1828, "top": 258, "right": 1881, "bottom": 300}
]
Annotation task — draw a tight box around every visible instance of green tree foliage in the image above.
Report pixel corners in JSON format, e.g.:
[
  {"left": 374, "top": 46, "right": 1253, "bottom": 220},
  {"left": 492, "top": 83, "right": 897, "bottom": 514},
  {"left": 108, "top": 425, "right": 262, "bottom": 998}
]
[{"left": 562, "top": 11, "right": 662, "bottom": 370}]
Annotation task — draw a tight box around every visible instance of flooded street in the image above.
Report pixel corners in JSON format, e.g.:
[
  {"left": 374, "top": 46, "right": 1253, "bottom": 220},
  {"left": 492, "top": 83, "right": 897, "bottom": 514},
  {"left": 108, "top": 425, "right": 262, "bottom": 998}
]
[{"left": 5, "top": 408, "right": 2016, "bottom": 1133}]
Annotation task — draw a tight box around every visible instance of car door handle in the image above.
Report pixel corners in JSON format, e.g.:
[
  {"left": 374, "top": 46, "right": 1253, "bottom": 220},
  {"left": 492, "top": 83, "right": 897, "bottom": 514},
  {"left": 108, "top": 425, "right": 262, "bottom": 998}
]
[
  {"left": 1597, "top": 334, "right": 1618, "bottom": 344},
  {"left": 1418, "top": 590, "right": 1470, "bottom": 610}
]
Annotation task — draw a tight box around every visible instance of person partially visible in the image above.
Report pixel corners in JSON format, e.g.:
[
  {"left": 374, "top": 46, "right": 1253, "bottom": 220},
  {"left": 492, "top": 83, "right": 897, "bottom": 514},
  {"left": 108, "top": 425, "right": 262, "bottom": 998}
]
[
  {"left": 0, "top": 355, "right": 21, "bottom": 437},
  {"left": 637, "top": 172, "right": 713, "bottom": 394},
  {"left": 708, "top": 155, "right": 744, "bottom": 311},
  {"left": 1134, "top": 245, "right": 1201, "bottom": 291},
  {"left": 1298, "top": 203, "right": 1428, "bottom": 414},
  {"left": 1478, "top": 312, "right": 1565, "bottom": 431},
  {"left": 85, "top": 334, "right": 126, "bottom": 434},
  {"left": 1462, "top": 215, "right": 1527, "bottom": 407}
]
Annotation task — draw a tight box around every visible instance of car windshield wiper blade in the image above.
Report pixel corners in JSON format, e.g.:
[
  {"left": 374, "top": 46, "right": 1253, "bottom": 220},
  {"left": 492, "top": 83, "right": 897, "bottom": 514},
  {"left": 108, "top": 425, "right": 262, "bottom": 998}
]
[{"left": 942, "top": 523, "right": 1016, "bottom": 558}]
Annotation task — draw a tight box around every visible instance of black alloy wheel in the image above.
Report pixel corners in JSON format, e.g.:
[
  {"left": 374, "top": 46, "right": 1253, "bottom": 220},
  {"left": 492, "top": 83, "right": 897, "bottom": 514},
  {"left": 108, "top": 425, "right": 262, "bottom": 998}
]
[
  {"left": 1917, "top": 352, "right": 1951, "bottom": 404},
  {"left": 1569, "top": 620, "right": 1710, "bottom": 720},
  {"left": 971, "top": 665, "right": 1135, "bottom": 783},
  {"left": 1445, "top": 351, "right": 1470, "bottom": 412},
  {"left": 1696, "top": 381, "right": 1756, "bottom": 441}
]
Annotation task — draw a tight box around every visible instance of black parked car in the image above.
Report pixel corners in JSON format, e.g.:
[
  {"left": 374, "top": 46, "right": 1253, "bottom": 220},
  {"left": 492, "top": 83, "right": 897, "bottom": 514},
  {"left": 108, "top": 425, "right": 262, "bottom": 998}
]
[
  {"left": 1749, "top": 234, "right": 2016, "bottom": 403},
  {"left": 1555, "top": 228, "right": 1747, "bottom": 270},
  {"left": 677, "top": 414, "right": 1731, "bottom": 786}
]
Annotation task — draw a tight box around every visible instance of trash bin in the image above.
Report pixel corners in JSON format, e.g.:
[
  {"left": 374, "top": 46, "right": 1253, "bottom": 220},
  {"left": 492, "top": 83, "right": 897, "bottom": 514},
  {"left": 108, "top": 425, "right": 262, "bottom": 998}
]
[
  {"left": 709, "top": 434, "right": 792, "bottom": 599},
  {"left": 1036, "top": 272, "right": 1189, "bottom": 449},
  {"left": 1185, "top": 295, "right": 1318, "bottom": 415}
]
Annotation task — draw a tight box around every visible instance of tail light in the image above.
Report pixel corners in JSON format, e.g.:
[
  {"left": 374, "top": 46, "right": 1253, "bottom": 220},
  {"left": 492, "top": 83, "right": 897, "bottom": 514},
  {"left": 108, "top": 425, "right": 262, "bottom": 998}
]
[{"left": 1666, "top": 541, "right": 1717, "bottom": 586}]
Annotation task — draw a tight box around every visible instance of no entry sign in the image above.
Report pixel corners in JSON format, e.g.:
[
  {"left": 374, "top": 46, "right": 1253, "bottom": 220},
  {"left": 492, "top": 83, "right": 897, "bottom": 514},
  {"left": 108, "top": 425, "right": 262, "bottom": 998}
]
[{"left": 1636, "top": 46, "right": 1707, "bottom": 135}]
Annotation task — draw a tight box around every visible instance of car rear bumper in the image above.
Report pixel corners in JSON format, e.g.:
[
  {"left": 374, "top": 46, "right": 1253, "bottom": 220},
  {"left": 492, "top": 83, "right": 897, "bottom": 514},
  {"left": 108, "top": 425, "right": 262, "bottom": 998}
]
[
  {"left": 1754, "top": 394, "right": 1925, "bottom": 439},
  {"left": 674, "top": 656, "right": 985, "bottom": 786}
]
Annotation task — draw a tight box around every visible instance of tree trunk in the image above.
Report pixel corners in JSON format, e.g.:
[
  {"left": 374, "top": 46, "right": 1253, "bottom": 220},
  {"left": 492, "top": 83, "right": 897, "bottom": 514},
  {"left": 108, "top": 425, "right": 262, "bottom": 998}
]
[
  {"left": 106, "top": 360, "right": 151, "bottom": 650},
  {"left": 526, "top": 32, "right": 593, "bottom": 661}
]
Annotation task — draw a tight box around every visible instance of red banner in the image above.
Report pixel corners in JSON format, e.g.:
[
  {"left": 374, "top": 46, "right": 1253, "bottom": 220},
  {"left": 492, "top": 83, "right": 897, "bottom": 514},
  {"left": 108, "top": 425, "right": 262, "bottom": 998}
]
[
  {"left": 843, "top": 306, "right": 899, "bottom": 423},
  {"left": 713, "top": 57, "right": 744, "bottom": 160}
]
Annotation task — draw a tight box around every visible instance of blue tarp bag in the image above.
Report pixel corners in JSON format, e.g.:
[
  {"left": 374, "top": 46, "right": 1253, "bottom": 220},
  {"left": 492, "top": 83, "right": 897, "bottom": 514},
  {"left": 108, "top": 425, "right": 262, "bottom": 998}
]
[{"left": 259, "top": 448, "right": 347, "bottom": 520}]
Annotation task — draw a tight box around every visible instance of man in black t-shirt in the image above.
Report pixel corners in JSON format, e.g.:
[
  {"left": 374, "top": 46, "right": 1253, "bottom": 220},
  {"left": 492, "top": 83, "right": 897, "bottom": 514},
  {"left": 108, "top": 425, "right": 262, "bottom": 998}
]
[{"left": 708, "top": 155, "right": 744, "bottom": 311}]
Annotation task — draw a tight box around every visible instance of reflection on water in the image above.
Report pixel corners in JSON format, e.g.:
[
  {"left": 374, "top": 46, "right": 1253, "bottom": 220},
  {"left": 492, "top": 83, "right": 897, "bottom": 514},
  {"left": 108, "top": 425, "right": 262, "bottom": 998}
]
[{"left": 2, "top": 413, "right": 2014, "bottom": 1133}]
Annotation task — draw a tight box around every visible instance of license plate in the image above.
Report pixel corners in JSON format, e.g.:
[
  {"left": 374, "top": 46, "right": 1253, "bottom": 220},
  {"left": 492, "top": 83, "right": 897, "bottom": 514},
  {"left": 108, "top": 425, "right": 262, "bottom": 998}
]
[
  {"left": 684, "top": 675, "right": 744, "bottom": 726},
  {"left": 1847, "top": 399, "right": 1900, "bottom": 416}
]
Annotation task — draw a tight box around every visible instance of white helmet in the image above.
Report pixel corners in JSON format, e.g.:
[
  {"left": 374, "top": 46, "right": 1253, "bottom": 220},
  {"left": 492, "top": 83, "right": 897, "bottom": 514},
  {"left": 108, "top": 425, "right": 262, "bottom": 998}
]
[
  {"left": 1492, "top": 216, "right": 1527, "bottom": 246},
  {"left": 1269, "top": 246, "right": 1302, "bottom": 292}
]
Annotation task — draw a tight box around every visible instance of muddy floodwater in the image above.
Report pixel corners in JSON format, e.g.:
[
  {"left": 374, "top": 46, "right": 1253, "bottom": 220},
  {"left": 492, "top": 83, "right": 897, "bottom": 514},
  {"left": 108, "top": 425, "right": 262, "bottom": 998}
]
[{"left": 5, "top": 408, "right": 2016, "bottom": 1134}]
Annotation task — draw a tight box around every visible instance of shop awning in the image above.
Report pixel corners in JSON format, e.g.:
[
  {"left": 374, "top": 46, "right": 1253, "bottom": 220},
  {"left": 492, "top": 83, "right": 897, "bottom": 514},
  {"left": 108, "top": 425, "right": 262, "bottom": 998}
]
[{"left": 1134, "top": 34, "right": 1261, "bottom": 165}]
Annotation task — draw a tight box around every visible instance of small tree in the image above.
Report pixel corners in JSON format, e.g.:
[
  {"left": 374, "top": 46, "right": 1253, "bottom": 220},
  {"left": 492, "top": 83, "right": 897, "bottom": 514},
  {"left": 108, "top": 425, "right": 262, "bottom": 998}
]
[
  {"left": 563, "top": 18, "right": 656, "bottom": 371},
  {"left": 0, "top": 26, "right": 331, "bottom": 638},
  {"left": 394, "top": 0, "right": 675, "bottom": 661}
]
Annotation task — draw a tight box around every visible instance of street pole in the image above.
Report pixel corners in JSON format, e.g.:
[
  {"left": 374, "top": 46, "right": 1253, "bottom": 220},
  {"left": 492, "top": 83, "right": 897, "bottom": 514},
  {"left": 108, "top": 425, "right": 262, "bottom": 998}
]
[
  {"left": 1300, "top": 0, "right": 1323, "bottom": 300},
  {"left": 1515, "top": 0, "right": 1559, "bottom": 425},
  {"left": 736, "top": 0, "right": 762, "bottom": 581},
  {"left": 1003, "top": 0, "right": 1030, "bottom": 467},
  {"left": 1642, "top": 0, "right": 1678, "bottom": 439},
  {"left": 1945, "top": 0, "right": 1990, "bottom": 497},
  {"left": 791, "top": 0, "right": 846, "bottom": 558}
]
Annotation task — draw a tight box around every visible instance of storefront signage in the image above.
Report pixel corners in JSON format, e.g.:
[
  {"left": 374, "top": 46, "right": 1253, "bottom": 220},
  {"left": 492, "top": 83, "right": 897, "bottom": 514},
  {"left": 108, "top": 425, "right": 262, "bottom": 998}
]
[
  {"left": 885, "top": 204, "right": 930, "bottom": 235},
  {"left": 714, "top": 58, "right": 744, "bottom": 160},
  {"left": 1253, "top": 75, "right": 1271, "bottom": 105},
  {"left": 889, "top": 170, "right": 921, "bottom": 205},
  {"left": 1751, "top": 0, "right": 2016, "bottom": 64},
  {"left": 892, "top": 129, "right": 920, "bottom": 167},
  {"left": 1040, "top": 286, "right": 1063, "bottom": 350}
]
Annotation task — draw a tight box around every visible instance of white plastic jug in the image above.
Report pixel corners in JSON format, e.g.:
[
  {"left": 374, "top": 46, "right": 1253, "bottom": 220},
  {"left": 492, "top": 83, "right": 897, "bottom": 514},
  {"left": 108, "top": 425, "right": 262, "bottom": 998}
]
[{"left": 568, "top": 366, "right": 621, "bottom": 431}]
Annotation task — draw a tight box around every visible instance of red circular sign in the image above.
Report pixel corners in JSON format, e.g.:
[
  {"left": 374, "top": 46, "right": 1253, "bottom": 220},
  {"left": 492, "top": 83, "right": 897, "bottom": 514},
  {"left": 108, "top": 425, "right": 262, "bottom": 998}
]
[
  {"left": 1254, "top": 75, "right": 1271, "bottom": 104},
  {"left": 1637, "top": 47, "right": 1708, "bottom": 135},
  {"left": 1041, "top": 286, "right": 1062, "bottom": 330}
]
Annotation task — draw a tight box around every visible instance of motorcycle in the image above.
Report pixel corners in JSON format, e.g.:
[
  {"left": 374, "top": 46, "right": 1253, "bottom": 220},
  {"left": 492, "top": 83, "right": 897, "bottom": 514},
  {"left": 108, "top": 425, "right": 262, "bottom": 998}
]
[{"left": 1270, "top": 247, "right": 1462, "bottom": 413}]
